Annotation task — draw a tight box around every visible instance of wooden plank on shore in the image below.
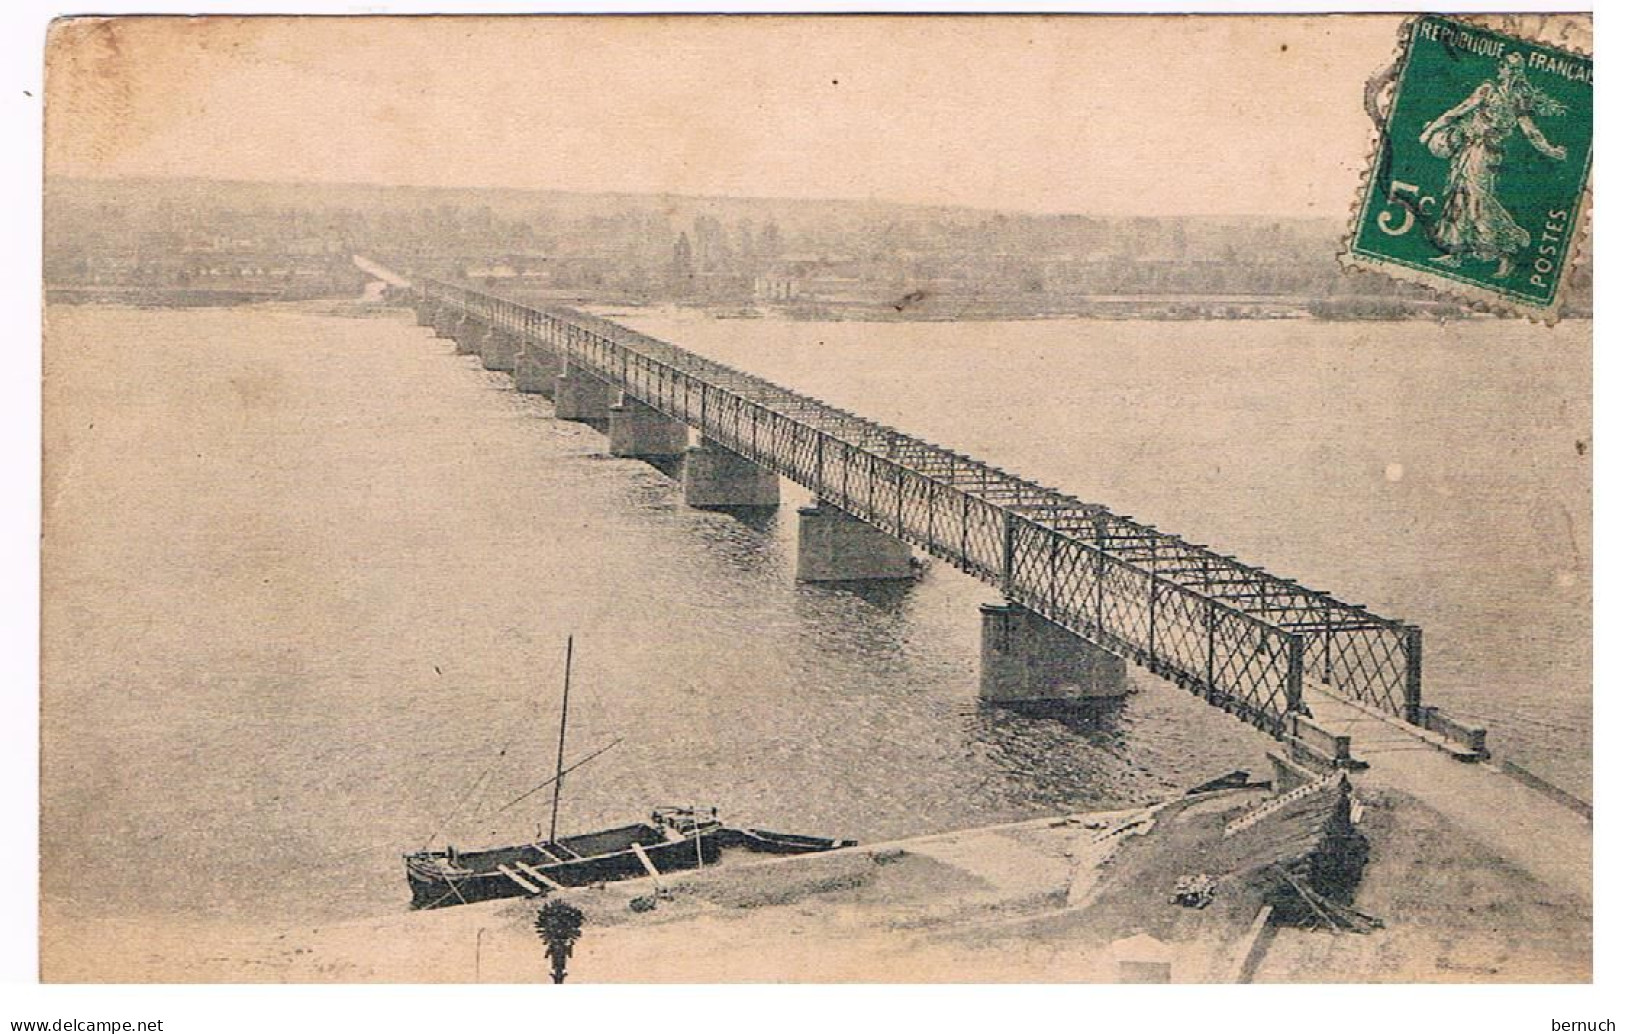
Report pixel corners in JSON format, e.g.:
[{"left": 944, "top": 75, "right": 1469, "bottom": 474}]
[
  {"left": 1225, "top": 905, "right": 1276, "bottom": 984},
  {"left": 514, "top": 861, "right": 565, "bottom": 891},
  {"left": 496, "top": 864, "right": 542, "bottom": 894},
  {"left": 630, "top": 842, "right": 662, "bottom": 879}
]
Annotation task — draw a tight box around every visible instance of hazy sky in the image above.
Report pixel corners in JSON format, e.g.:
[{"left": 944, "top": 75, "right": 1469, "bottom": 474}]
[{"left": 45, "top": 14, "right": 1405, "bottom": 217}]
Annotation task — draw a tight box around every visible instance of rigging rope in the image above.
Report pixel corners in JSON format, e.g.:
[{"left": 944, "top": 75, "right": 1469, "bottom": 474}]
[
  {"left": 419, "top": 690, "right": 545, "bottom": 849},
  {"left": 482, "top": 738, "right": 625, "bottom": 820}
]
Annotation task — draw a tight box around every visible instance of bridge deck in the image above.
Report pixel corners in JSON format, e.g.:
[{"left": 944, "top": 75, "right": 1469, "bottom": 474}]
[{"left": 394, "top": 269, "right": 1425, "bottom": 746}]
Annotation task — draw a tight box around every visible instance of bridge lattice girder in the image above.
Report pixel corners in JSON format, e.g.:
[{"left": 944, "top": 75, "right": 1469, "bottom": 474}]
[{"left": 407, "top": 274, "right": 1423, "bottom": 739}]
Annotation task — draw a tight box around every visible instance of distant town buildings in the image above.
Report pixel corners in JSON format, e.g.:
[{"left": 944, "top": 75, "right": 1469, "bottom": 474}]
[{"left": 43, "top": 178, "right": 1592, "bottom": 317}]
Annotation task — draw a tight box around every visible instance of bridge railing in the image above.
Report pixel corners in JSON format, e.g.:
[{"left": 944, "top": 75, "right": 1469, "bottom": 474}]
[{"left": 404, "top": 273, "right": 1424, "bottom": 737}]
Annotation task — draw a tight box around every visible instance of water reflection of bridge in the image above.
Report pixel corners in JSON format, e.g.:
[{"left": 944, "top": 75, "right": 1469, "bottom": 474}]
[{"left": 366, "top": 258, "right": 1488, "bottom": 769}]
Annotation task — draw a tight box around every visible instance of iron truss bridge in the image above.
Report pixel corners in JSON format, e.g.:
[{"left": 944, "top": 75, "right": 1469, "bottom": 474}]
[{"left": 399, "top": 271, "right": 1423, "bottom": 743}]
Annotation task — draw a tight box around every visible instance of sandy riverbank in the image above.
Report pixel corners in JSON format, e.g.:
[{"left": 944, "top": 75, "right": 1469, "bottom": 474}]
[{"left": 40, "top": 775, "right": 1591, "bottom": 983}]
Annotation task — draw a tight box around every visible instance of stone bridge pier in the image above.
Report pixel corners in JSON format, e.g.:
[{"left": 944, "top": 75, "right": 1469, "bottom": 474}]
[
  {"left": 451, "top": 315, "right": 483, "bottom": 356},
  {"left": 480, "top": 327, "right": 519, "bottom": 372},
  {"left": 795, "top": 501, "right": 914, "bottom": 582},
  {"left": 682, "top": 437, "right": 780, "bottom": 508},
  {"left": 554, "top": 360, "right": 616, "bottom": 421},
  {"left": 979, "top": 602, "right": 1128, "bottom": 704},
  {"left": 513, "top": 346, "right": 560, "bottom": 396},
  {"left": 430, "top": 306, "right": 460, "bottom": 339},
  {"left": 609, "top": 396, "right": 689, "bottom": 458}
]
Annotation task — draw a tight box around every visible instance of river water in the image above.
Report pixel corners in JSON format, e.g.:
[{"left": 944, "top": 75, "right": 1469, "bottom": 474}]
[{"left": 40, "top": 302, "right": 1589, "bottom": 941}]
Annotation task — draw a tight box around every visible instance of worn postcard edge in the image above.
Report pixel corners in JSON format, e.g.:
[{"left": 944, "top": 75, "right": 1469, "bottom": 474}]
[{"left": 1337, "top": 13, "right": 1593, "bottom": 327}]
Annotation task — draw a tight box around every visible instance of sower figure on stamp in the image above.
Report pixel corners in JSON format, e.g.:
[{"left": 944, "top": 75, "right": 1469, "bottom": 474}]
[{"left": 1419, "top": 52, "right": 1568, "bottom": 279}]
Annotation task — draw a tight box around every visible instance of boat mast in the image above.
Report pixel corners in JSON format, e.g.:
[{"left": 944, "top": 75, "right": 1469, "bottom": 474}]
[{"left": 547, "top": 636, "right": 573, "bottom": 844}]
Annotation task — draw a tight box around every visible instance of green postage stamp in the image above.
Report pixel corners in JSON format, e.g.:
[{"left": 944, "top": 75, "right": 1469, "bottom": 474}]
[{"left": 1345, "top": 14, "right": 1592, "bottom": 321}]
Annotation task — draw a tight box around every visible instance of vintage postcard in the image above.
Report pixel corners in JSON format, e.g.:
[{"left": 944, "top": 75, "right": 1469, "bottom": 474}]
[{"left": 39, "top": 14, "right": 1592, "bottom": 989}]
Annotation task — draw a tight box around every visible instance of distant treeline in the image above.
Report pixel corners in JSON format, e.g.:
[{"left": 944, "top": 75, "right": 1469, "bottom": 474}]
[{"left": 45, "top": 177, "right": 1591, "bottom": 318}]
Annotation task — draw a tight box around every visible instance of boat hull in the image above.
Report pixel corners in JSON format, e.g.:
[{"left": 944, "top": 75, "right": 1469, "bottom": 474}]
[
  {"left": 406, "top": 816, "right": 722, "bottom": 910},
  {"left": 717, "top": 828, "right": 859, "bottom": 855}
]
